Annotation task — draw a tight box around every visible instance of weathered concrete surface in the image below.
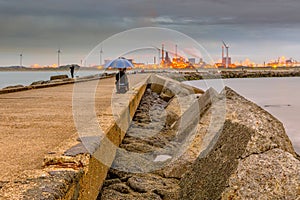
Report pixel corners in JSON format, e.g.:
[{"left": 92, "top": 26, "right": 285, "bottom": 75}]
[
  {"left": 224, "top": 87, "right": 296, "bottom": 158},
  {"left": 101, "top": 173, "right": 179, "bottom": 200},
  {"left": 160, "top": 88, "right": 219, "bottom": 179},
  {"left": 76, "top": 78, "right": 149, "bottom": 200},
  {"left": 98, "top": 76, "right": 218, "bottom": 199},
  {"left": 180, "top": 87, "right": 300, "bottom": 200},
  {"left": 50, "top": 74, "right": 69, "bottom": 80},
  {"left": 3, "top": 84, "right": 24, "bottom": 89},
  {"left": 0, "top": 74, "right": 149, "bottom": 199},
  {"left": 149, "top": 74, "right": 204, "bottom": 98},
  {"left": 0, "top": 73, "right": 110, "bottom": 94},
  {"left": 98, "top": 75, "right": 299, "bottom": 200},
  {"left": 99, "top": 88, "right": 181, "bottom": 200},
  {"left": 223, "top": 148, "right": 300, "bottom": 199}
]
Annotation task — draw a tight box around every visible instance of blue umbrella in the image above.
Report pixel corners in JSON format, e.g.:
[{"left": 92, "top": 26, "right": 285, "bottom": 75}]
[{"left": 105, "top": 57, "right": 134, "bottom": 69}]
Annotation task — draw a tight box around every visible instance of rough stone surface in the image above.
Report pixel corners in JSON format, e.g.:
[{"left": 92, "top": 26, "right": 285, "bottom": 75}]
[
  {"left": 181, "top": 70, "right": 300, "bottom": 80},
  {"left": 0, "top": 169, "right": 82, "bottom": 200},
  {"left": 50, "top": 74, "right": 68, "bottom": 80},
  {"left": 223, "top": 148, "right": 300, "bottom": 199},
  {"left": 180, "top": 87, "right": 300, "bottom": 200},
  {"left": 109, "top": 89, "right": 176, "bottom": 174},
  {"left": 158, "top": 75, "right": 196, "bottom": 97},
  {"left": 30, "top": 80, "right": 51, "bottom": 85},
  {"left": 98, "top": 87, "right": 181, "bottom": 199},
  {"left": 155, "top": 88, "right": 217, "bottom": 179},
  {"left": 160, "top": 87, "right": 175, "bottom": 101},
  {"left": 3, "top": 84, "right": 24, "bottom": 89},
  {"left": 100, "top": 81, "right": 300, "bottom": 200},
  {"left": 98, "top": 79, "right": 300, "bottom": 200},
  {"left": 159, "top": 111, "right": 213, "bottom": 179},
  {"left": 99, "top": 173, "right": 179, "bottom": 200},
  {"left": 224, "top": 87, "right": 296, "bottom": 158},
  {"left": 165, "top": 93, "right": 201, "bottom": 119},
  {"left": 98, "top": 80, "right": 217, "bottom": 199}
]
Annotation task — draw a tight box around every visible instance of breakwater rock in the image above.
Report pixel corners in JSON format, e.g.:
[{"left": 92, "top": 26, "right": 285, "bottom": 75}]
[
  {"left": 98, "top": 88, "right": 182, "bottom": 199},
  {"left": 98, "top": 75, "right": 204, "bottom": 199},
  {"left": 3, "top": 84, "right": 24, "bottom": 89},
  {"left": 220, "top": 70, "right": 300, "bottom": 79},
  {"left": 98, "top": 74, "right": 299, "bottom": 200},
  {"left": 50, "top": 74, "right": 69, "bottom": 80},
  {"left": 181, "top": 69, "right": 300, "bottom": 80},
  {"left": 180, "top": 87, "right": 300, "bottom": 200}
]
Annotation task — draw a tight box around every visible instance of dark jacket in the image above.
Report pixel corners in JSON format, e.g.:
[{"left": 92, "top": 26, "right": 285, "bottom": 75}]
[{"left": 116, "top": 70, "right": 128, "bottom": 85}]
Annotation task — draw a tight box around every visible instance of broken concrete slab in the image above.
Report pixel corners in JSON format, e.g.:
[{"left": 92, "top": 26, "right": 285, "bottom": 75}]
[{"left": 180, "top": 87, "right": 300, "bottom": 200}]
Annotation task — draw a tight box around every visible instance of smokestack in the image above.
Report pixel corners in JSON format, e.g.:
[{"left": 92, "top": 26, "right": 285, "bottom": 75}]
[
  {"left": 166, "top": 51, "right": 169, "bottom": 61},
  {"left": 162, "top": 44, "right": 164, "bottom": 62}
]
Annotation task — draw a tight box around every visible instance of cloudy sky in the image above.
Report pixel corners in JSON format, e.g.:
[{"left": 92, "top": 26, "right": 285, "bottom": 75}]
[{"left": 0, "top": 0, "right": 300, "bottom": 66}]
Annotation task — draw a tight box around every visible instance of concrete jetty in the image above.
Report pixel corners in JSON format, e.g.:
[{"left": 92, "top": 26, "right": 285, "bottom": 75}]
[
  {"left": 0, "top": 74, "right": 149, "bottom": 199},
  {"left": 0, "top": 73, "right": 299, "bottom": 200}
]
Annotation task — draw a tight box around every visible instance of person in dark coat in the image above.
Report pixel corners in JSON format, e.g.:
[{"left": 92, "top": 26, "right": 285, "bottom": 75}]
[
  {"left": 70, "top": 65, "right": 75, "bottom": 78},
  {"left": 115, "top": 68, "right": 129, "bottom": 93}
]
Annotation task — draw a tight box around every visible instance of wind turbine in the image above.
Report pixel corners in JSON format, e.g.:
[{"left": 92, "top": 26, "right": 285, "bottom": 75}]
[
  {"left": 20, "top": 53, "right": 23, "bottom": 67},
  {"left": 57, "top": 48, "right": 61, "bottom": 68},
  {"left": 100, "top": 47, "right": 103, "bottom": 66},
  {"left": 222, "top": 40, "right": 229, "bottom": 68}
]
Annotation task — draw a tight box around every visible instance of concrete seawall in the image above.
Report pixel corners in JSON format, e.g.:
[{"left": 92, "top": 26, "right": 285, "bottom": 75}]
[{"left": 0, "top": 73, "right": 115, "bottom": 94}]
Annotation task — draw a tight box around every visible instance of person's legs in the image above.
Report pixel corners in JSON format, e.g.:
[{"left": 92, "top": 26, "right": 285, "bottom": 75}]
[{"left": 116, "top": 82, "right": 119, "bottom": 93}]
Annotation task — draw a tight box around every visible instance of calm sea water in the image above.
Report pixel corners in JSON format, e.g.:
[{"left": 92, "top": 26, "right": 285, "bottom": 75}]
[
  {"left": 185, "top": 77, "right": 300, "bottom": 154},
  {"left": 0, "top": 70, "right": 104, "bottom": 89}
]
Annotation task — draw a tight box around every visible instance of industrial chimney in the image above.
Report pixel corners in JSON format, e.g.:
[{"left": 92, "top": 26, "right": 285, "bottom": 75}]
[{"left": 162, "top": 44, "right": 165, "bottom": 62}]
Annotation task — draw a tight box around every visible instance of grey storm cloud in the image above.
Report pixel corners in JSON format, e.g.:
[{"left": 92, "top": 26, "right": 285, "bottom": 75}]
[
  {"left": 1, "top": 0, "right": 300, "bottom": 25},
  {"left": 0, "top": 0, "right": 300, "bottom": 65}
]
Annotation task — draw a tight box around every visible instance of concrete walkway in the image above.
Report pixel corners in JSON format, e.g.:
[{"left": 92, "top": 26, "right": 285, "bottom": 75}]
[{"left": 0, "top": 74, "right": 149, "bottom": 182}]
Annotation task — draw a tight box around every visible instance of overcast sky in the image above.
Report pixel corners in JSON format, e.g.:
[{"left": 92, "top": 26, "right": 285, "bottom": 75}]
[{"left": 0, "top": 0, "right": 300, "bottom": 66}]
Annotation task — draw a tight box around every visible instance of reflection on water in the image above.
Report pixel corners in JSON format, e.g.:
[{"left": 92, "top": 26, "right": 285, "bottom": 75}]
[{"left": 185, "top": 77, "right": 300, "bottom": 154}]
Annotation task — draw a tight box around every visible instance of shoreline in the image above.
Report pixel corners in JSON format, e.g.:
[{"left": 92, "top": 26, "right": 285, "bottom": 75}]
[
  {"left": 2, "top": 68, "right": 300, "bottom": 89},
  {"left": 179, "top": 69, "right": 300, "bottom": 81}
]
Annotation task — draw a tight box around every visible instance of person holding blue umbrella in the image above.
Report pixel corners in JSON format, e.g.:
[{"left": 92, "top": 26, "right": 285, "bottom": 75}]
[
  {"left": 115, "top": 68, "right": 129, "bottom": 93},
  {"left": 105, "top": 57, "right": 133, "bottom": 93}
]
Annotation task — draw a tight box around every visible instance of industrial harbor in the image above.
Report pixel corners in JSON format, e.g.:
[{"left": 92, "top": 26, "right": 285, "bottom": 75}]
[{"left": 1, "top": 0, "right": 300, "bottom": 199}]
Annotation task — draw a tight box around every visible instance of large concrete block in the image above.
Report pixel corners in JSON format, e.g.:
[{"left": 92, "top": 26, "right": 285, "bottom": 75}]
[
  {"left": 180, "top": 120, "right": 300, "bottom": 200},
  {"left": 179, "top": 87, "right": 300, "bottom": 200},
  {"left": 50, "top": 74, "right": 69, "bottom": 80},
  {"left": 158, "top": 88, "right": 220, "bottom": 179},
  {"left": 149, "top": 74, "right": 166, "bottom": 94}
]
